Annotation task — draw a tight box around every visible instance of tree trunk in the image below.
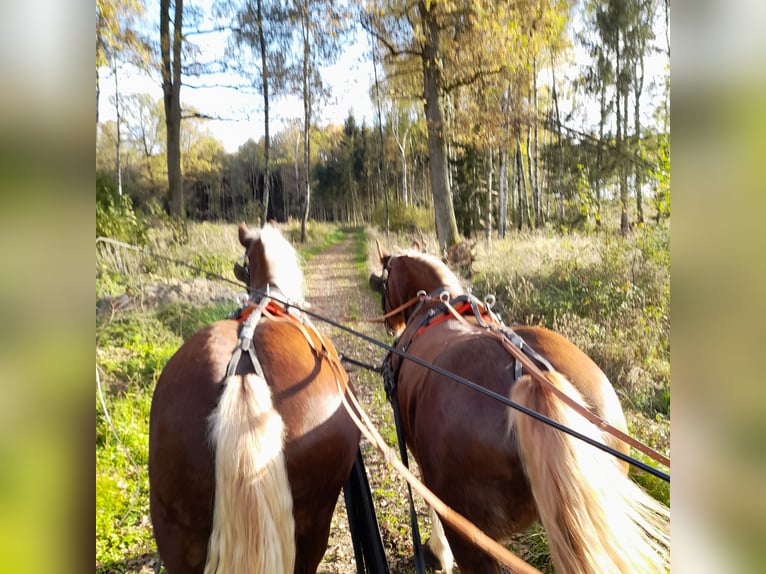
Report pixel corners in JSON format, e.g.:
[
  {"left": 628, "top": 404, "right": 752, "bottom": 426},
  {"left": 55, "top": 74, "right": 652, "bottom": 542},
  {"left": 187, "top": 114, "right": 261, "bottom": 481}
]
[
  {"left": 96, "top": 67, "right": 100, "bottom": 124},
  {"left": 258, "top": 0, "right": 271, "bottom": 226},
  {"left": 395, "top": 126, "right": 409, "bottom": 206},
  {"left": 419, "top": 1, "right": 459, "bottom": 251},
  {"left": 532, "top": 57, "right": 541, "bottom": 226},
  {"left": 300, "top": 2, "right": 310, "bottom": 243},
  {"left": 551, "top": 67, "right": 564, "bottom": 222},
  {"left": 498, "top": 144, "right": 508, "bottom": 239},
  {"left": 370, "top": 28, "right": 388, "bottom": 233},
  {"left": 634, "top": 48, "right": 645, "bottom": 225},
  {"left": 294, "top": 131, "right": 300, "bottom": 217},
  {"left": 518, "top": 135, "right": 531, "bottom": 228},
  {"left": 596, "top": 74, "right": 606, "bottom": 226},
  {"left": 486, "top": 147, "right": 493, "bottom": 242},
  {"left": 513, "top": 147, "right": 524, "bottom": 231},
  {"left": 525, "top": 124, "right": 534, "bottom": 228},
  {"left": 113, "top": 61, "right": 123, "bottom": 197},
  {"left": 161, "top": 0, "right": 184, "bottom": 219},
  {"left": 616, "top": 28, "right": 629, "bottom": 235}
]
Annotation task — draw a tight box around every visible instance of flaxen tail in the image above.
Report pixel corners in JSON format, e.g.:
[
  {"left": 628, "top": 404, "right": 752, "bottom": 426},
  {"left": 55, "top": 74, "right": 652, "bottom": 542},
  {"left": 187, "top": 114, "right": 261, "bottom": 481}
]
[
  {"left": 511, "top": 372, "right": 669, "bottom": 574},
  {"left": 204, "top": 374, "right": 295, "bottom": 574}
]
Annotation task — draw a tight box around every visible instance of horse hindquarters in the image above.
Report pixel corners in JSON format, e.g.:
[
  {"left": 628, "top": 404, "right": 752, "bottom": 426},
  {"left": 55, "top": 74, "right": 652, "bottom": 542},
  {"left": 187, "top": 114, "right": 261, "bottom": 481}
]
[
  {"left": 510, "top": 372, "right": 669, "bottom": 574},
  {"left": 204, "top": 373, "right": 295, "bottom": 574}
]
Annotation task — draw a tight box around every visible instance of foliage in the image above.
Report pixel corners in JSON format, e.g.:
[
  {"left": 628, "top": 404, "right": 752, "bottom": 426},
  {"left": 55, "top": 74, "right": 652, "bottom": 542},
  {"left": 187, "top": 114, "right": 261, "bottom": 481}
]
[
  {"left": 96, "top": 312, "right": 183, "bottom": 392},
  {"left": 96, "top": 171, "right": 148, "bottom": 245},
  {"left": 96, "top": 387, "right": 154, "bottom": 569},
  {"left": 95, "top": 305, "right": 233, "bottom": 570},
  {"left": 155, "top": 302, "right": 236, "bottom": 340},
  {"left": 371, "top": 203, "right": 434, "bottom": 234},
  {"left": 473, "top": 224, "right": 670, "bottom": 417},
  {"left": 650, "top": 134, "right": 670, "bottom": 221}
]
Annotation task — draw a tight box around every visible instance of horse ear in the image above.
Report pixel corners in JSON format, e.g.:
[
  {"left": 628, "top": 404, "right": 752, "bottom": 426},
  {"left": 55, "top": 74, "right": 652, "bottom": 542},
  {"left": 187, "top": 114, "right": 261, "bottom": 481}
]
[
  {"left": 375, "top": 238, "right": 389, "bottom": 263},
  {"left": 238, "top": 222, "right": 251, "bottom": 247}
]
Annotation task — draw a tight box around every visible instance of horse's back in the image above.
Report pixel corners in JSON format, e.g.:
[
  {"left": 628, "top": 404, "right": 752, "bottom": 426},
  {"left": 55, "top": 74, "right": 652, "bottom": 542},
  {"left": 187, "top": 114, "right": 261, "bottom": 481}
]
[
  {"left": 395, "top": 321, "right": 629, "bottom": 540},
  {"left": 148, "top": 321, "right": 236, "bottom": 573},
  {"left": 149, "top": 317, "right": 360, "bottom": 573},
  {"left": 511, "top": 325, "right": 629, "bottom": 451},
  {"left": 396, "top": 324, "right": 538, "bottom": 537}
]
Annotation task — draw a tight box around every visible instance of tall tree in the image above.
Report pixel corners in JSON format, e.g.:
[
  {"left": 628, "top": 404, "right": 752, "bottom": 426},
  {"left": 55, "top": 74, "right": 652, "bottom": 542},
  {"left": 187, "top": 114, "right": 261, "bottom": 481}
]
[
  {"left": 365, "top": 0, "right": 568, "bottom": 249},
  {"left": 228, "top": 0, "right": 290, "bottom": 225},
  {"left": 160, "top": 0, "right": 185, "bottom": 219},
  {"left": 288, "top": 0, "right": 348, "bottom": 241},
  {"left": 96, "top": 0, "right": 149, "bottom": 124}
]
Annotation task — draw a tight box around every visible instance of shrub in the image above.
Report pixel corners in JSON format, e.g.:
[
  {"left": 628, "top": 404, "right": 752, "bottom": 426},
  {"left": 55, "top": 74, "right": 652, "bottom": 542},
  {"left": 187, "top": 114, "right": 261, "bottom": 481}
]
[
  {"left": 96, "top": 172, "right": 148, "bottom": 246},
  {"left": 371, "top": 203, "right": 435, "bottom": 234}
]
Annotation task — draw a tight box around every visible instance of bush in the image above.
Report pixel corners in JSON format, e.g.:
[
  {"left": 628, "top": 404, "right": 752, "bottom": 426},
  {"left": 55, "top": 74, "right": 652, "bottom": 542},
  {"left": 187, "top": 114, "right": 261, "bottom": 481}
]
[
  {"left": 472, "top": 225, "right": 670, "bottom": 417},
  {"left": 96, "top": 172, "right": 148, "bottom": 246},
  {"left": 371, "top": 203, "right": 435, "bottom": 233}
]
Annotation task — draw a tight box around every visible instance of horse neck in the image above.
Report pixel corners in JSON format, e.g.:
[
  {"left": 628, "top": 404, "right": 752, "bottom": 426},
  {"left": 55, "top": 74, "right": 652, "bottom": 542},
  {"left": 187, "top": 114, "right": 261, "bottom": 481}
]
[
  {"left": 399, "top": 257, "right": 460, "bottom": 301},
  {"left": 250, "top": 250, "right": 304, "bottom": 306},
  {"left": 391, "top": 258, "right": 460, "bottom": 328}
]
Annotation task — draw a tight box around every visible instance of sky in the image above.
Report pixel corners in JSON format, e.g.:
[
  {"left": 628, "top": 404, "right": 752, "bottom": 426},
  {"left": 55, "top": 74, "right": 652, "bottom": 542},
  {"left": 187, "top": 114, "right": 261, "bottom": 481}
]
[
  {"left": 98, "top": 5, "right": 378, "bottom": 153},
  {"left": 98, "top": 1, "right": 669, "bottom": 154}
]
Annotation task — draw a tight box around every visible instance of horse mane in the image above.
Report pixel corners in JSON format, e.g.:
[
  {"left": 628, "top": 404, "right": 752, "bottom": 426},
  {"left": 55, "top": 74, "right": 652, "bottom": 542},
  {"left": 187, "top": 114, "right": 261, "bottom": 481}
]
[
  {"left": 400, "top": 249, "right": 464, "bottom": 297},
  {"left": 258, "top": 225, "right": 306, "bottom": 305}
]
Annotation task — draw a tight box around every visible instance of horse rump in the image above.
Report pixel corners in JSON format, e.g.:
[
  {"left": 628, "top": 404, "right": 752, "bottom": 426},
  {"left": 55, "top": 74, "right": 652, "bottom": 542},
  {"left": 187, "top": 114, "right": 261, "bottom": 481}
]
[{"left": 510, "top": 372, "right": 669, "bottom": 574}]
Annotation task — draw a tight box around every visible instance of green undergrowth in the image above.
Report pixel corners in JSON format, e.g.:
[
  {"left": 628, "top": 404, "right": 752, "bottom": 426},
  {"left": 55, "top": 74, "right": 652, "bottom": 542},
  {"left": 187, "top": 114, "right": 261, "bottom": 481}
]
[
  {"left": 344, "top": 226, "right": 370, "bottom": 278},
  {"left": 96, "top": 300, "right": 237, "bottom": 571},
  {"left": 96, "top": 219, "right": 346, "bottom": 571},
  {"left": 472, "top": 224, "right": 670, "bottom": 419}
]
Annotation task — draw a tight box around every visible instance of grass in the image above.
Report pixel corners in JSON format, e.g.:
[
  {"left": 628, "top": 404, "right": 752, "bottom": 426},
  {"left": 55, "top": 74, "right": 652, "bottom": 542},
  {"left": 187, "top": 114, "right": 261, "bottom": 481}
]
[
  {"left": 368, "top": 221, "right": 670, "bottom": 572},
  {"left": 95, "top": 218, "right": 345, "bottom": 572},
  {"left": 96, "top": 217, "right": 670, "bottom": 573}
]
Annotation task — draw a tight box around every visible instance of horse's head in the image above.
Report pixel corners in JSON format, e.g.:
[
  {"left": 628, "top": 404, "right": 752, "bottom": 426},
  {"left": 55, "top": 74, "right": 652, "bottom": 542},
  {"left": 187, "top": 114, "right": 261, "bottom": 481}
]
[
  {"left": 237, "top": 222, "right": 305, "bottom": 305},
  {"left": 369, "top": 238, "right": 463, "bottom": 338}
]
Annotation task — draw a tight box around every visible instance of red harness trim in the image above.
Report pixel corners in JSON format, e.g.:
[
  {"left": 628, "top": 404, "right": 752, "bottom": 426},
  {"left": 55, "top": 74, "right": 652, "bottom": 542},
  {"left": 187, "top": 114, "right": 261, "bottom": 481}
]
[
  {"left": 237, "top": 301, "right": 292, "bottom": 323},
  {"left": 415, "top": 301, "right": 489, "bottom": 337}
]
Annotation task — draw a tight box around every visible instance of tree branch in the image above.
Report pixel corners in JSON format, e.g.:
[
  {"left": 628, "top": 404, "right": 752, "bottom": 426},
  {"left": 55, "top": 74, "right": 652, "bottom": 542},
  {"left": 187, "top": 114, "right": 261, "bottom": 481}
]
[
  {"left": 360, "top": 15, "right": 422, "bottom": 59},
  {"left": 181, "top": 111, "right": 239, "bottom": 122},
  {"left": 183, "top": 26, "right": 230, "bottom": 36},
  {"left": 444, "top": 65, "right": 506, "bottom": 93}
]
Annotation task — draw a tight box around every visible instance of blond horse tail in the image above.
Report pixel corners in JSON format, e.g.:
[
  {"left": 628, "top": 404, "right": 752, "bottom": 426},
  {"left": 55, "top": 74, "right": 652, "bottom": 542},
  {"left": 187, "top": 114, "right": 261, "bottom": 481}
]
[
  {"left": 511, "top": 372, "right": 669, "bottom": 574},
  {"left": 204, "top": 374, "right": 295, "bottom": 574}
]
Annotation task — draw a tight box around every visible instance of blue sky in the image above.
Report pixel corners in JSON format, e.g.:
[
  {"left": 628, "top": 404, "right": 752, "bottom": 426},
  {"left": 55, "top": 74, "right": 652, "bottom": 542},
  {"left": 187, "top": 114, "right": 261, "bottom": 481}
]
[
  {"left": 98, "top": 1, "right": 377, "bottom": 153},
  {"left": 98, "top": 0, "right": 669, "bottom": 154}
]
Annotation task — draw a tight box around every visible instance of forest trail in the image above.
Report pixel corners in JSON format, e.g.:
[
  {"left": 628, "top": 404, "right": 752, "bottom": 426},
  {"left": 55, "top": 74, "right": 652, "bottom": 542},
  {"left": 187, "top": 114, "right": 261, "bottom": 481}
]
[{"left": 302, "top": 233, "right": 429, "bottom": 574}]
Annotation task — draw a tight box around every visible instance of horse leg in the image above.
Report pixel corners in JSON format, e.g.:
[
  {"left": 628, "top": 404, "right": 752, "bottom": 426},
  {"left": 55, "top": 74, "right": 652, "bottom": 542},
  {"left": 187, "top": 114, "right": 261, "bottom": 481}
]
[
  {"left": 149, "top": 510, "right": 209, "bottom": 574},
  {"left": 440, "top": 524, "right": 502, "bottom": 574},
  {"left": 425, "top": 506, "right": 455, "bottom": 573},
  {"left": 293, "top": 502, "right": 336, "bottom": 574}
]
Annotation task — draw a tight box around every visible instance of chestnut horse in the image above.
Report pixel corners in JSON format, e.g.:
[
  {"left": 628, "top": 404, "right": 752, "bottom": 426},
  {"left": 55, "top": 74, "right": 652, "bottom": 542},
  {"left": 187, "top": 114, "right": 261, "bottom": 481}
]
[
  {"left": 370, "top": 243, "right": 669, "bottom": 574},
  {"left": 149, "top": 223, "right": 360, "bottom": 573}
]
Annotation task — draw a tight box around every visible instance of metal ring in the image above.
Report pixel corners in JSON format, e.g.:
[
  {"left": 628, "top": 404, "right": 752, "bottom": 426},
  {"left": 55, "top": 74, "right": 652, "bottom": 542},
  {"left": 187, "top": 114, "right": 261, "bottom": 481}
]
[
  {"left": 440, "top": 290, "right": 450, "bottom": 303},
  {"left": 417, "top": 290, "right": 427, "bottom": 301},
  {"left": 484, "top": 294, "right": 496, "bottom": 309}
]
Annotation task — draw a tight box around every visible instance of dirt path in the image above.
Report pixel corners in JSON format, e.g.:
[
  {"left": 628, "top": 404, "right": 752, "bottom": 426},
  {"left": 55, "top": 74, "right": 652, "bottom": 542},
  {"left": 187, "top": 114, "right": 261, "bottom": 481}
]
[{"left": 303, "top": 234, "right": 432, "bottom": 574}]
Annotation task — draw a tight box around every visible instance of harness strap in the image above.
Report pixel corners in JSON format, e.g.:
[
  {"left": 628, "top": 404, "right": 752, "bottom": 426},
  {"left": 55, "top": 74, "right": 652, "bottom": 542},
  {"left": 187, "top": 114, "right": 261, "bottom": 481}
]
[
  {"left": 226, "top": 303, "right": 266, "bottom": 379},
  {"left": 363, "top": 294, "right": 423, "bottom": 323},
  {"left": 382, "top": 353, "right": 426, "bottom": 574},
  {"left": 396, "top": 293, "right": 671, "bottom": 468}
]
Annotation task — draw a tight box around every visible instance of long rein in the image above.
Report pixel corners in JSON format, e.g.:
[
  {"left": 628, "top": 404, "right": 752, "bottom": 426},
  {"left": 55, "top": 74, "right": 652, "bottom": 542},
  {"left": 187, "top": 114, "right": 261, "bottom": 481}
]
[{"left": 263, "top": 289, "right": 670, "bottom": 484}]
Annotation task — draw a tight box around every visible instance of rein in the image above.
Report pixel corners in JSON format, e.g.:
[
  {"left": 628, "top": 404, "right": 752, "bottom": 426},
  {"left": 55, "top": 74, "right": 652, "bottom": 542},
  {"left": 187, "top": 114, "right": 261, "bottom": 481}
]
[
  {"left": 359, "top": 293, "right": 423, "bottom": 323},
  {"left": 265, "top": 291, "right": 670, "bottom": 482},
  {"left": 396, "top": 294, "right": 671, "bottom": 469}
]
